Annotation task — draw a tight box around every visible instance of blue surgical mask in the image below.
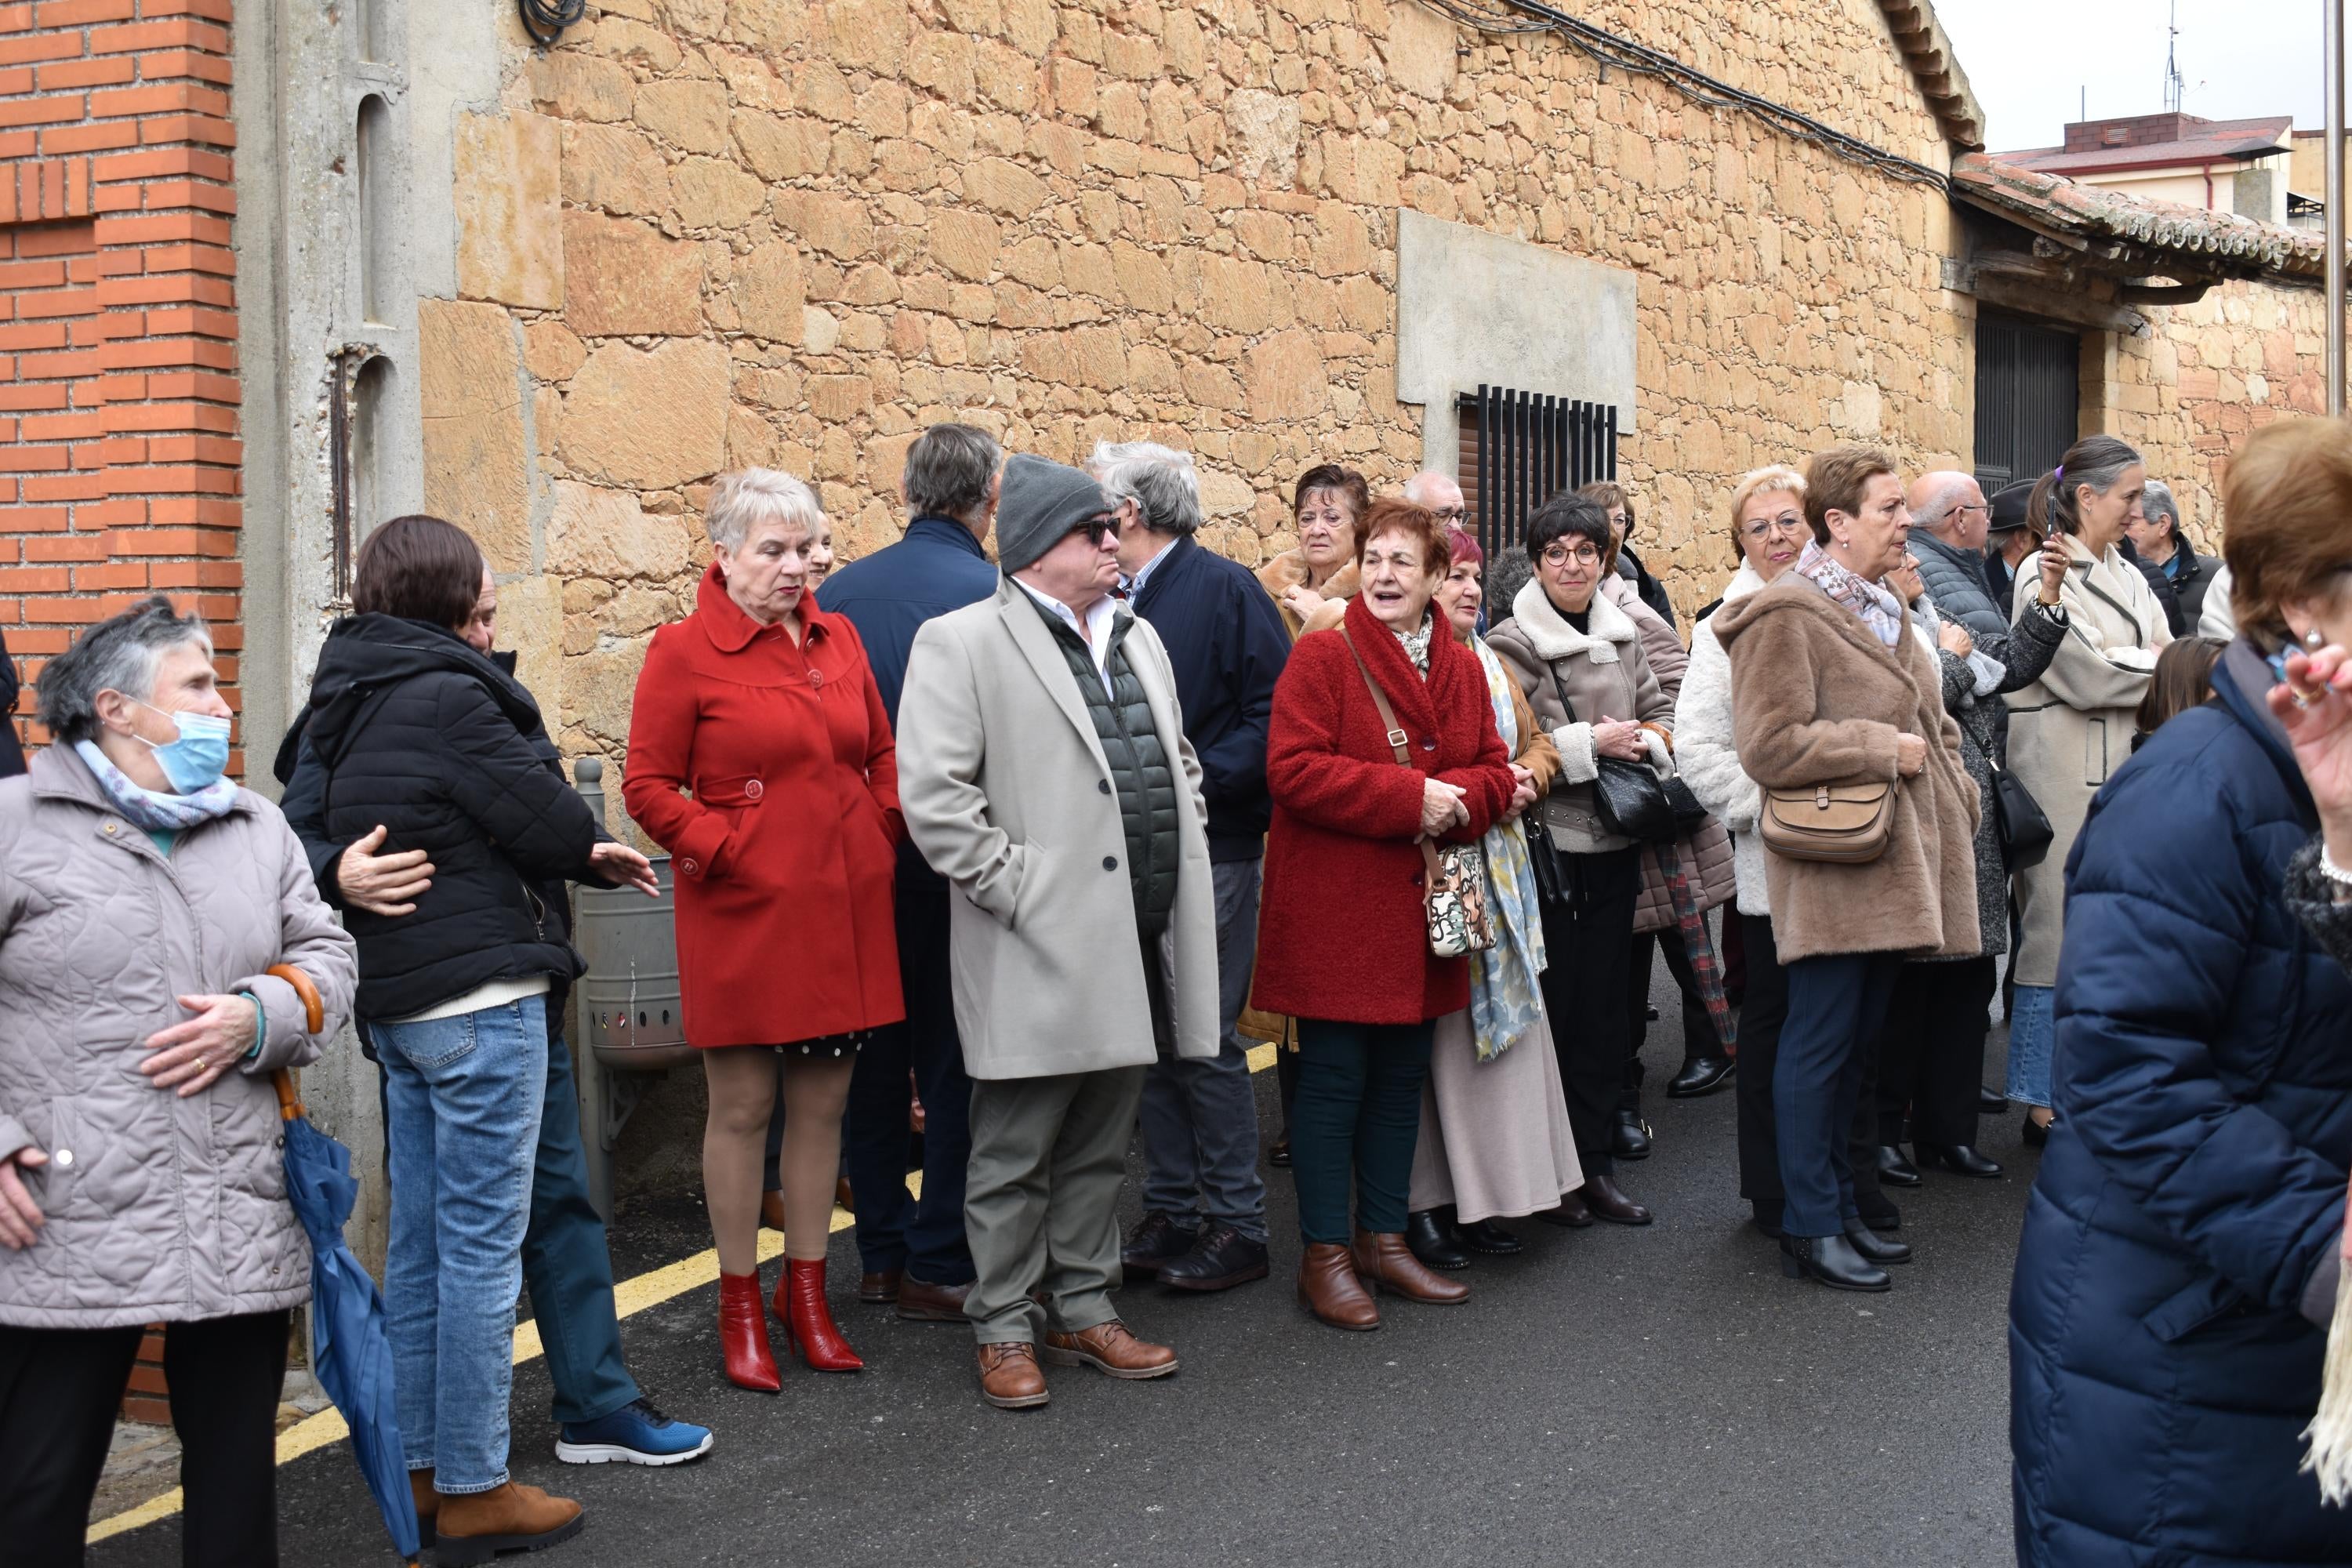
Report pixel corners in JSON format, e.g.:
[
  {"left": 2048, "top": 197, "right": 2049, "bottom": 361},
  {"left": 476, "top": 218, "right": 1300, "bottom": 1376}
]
[{"left": 133, "top": 701, "right": 232, "bottom": 794}]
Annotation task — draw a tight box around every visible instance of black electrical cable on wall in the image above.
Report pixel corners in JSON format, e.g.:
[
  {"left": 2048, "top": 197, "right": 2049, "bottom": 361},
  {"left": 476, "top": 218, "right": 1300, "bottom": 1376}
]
[
  {"left": 518, "top": 0, "right": 586, "bottom": 47},
  {"left": 1414, "top": 0, "right": 1951, "bottom": 191}
]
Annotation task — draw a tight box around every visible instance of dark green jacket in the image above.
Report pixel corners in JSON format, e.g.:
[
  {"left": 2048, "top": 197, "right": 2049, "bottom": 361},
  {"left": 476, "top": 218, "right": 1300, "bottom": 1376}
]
[{"left": 1029, "top": 593, "right": 1179, "bottom": 935}]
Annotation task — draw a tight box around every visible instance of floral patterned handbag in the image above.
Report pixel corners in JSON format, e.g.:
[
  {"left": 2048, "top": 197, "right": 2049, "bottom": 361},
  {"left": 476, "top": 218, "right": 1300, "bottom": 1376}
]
[{"left": 1338, "top": 628, "right": 1496, "bottom": 959}]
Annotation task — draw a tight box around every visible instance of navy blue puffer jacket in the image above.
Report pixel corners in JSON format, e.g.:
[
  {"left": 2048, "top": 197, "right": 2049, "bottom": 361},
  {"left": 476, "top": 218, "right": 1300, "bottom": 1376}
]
[{"left": 2010, "top": 642, "right": 2352, "bottom": 1566}]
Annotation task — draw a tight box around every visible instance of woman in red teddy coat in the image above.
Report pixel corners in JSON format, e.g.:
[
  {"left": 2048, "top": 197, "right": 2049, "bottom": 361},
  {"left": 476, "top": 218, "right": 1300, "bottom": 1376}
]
[
  {"left": 624, "top": 469, "right": 902, "bottom": 1392},
  {"left": 1252, "top": 497, "right": 1517, "bottom": 1331}
]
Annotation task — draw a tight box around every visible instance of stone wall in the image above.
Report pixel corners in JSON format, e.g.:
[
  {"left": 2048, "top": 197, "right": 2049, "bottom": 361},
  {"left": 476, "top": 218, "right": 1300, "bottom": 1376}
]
[
  {"left": 2100, "top": 277, "right": 2327, "bottom": 557},
  {"left": 410, "top": 0, "right": 1976, "bottom": 773}
]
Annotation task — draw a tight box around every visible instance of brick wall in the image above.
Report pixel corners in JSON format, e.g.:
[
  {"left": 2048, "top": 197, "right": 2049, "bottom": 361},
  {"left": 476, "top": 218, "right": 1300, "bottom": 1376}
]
[{"left": 0, "top": 0, "right": 237, "bottom": 768}]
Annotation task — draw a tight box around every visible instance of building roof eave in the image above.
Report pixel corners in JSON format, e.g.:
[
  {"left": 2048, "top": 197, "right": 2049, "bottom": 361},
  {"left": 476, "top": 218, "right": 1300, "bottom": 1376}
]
[{"left": 1876, "top": 0, "right": 1986, "bottom": 151}]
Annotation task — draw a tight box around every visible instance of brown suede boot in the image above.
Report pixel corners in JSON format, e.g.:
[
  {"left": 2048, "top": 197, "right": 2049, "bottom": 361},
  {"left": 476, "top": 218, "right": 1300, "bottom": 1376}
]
[
  {"left": 1352, "top": 1229, "right": 1472, "bottom": 1305},
  {"left": 408, "top": 1469, "right": 437, "bottom": 1544},
  {"left": 432, "top": 1481, "right": 585, "bottom": 1566},
  {"left": 1296, "top": 1241, "right": 1379, "bottom": 1330}
]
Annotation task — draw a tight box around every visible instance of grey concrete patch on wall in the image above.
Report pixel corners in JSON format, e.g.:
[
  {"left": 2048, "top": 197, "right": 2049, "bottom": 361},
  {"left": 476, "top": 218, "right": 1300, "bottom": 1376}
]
[{"left": 1393, "top": 209, "right": 1639, "bottom": 475}]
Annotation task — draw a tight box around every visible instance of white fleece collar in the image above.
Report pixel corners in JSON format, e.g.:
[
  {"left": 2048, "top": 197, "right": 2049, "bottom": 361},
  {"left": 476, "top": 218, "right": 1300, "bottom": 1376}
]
[
  {"left": 1508, "top": 577, "right": 1638, "bottom": 662},
  {"left": 1719, "top": 561, "right": 1769, "bottom": 606}
]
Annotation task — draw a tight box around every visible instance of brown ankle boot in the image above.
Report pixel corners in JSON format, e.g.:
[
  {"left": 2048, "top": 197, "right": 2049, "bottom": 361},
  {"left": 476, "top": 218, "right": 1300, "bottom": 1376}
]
[
  {"left": 1296, "top": 1241, "right": 1379, "bottom": 1330},
  {"left": 408, "top": 1469, "right": 437, "bottom": 1541},
  {"left": 433, "top": 1481, "right": 585, "bottom": 1566},
  {"left": 1352, "top": 1229, "right": 1472, "bottom": 1304}
]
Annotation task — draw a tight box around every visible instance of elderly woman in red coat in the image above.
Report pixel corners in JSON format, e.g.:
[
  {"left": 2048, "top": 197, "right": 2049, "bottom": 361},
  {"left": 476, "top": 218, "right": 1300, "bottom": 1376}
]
[
  {"left": 624, "top": 468, "right": 903, "bottom": 1392},
  {"left": 1252, "top": 496, "right": 1517, "bottom": 1331}
]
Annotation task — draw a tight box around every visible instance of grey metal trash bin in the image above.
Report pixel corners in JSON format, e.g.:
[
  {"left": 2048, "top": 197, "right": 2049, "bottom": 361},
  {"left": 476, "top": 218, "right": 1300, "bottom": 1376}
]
[{"left": 571, "top": 757, "right": 694, "bottom": 1218}]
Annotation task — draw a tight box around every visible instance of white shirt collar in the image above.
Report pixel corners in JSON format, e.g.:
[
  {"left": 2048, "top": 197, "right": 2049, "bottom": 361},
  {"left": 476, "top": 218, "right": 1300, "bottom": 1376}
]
[{"left": 1012, "top": 575, "right": 1122, "bottom": 697}]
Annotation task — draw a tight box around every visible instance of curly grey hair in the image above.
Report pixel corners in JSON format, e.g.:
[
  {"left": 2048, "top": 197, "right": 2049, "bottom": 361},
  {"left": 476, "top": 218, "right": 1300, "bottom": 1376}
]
[
  {"left": 703, "top": 467, "right": 824, "bottom": 554},
  {"left": 38, "top": 595, "right": 212, "bottom": 746},
  {"left": 1087, "top": 441, "right": 1201, "bottom": 536}
]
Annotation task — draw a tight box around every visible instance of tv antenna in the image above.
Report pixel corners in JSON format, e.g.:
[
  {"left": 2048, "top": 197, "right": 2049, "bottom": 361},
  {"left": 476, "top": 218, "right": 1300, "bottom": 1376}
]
[{"left": 2164, "top": 1, "right": 2187, "bottom": 112}]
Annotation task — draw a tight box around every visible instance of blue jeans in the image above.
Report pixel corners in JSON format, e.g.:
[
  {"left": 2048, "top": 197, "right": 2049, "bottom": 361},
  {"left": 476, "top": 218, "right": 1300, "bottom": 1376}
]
[
  {"left": 1138, "top": 857, "right": 1269, "bottom": 1243},
  {"left": 376, "top": 995, "right": 547, "bottom": 1494},
  {"left": 1776, "top": 954, "right": 1903, "bottom": 1238},
  {"left": 2005, "top": 984, "right": 2054, "bottom": 1110}
]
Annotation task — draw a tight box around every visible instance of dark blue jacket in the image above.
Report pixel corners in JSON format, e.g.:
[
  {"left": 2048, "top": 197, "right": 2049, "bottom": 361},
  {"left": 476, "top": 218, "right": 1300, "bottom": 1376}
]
[
  {"left": 815, "top": 517, "right": 1000, "bottom": 726},
  {"left": 2010, "top": 641, "right": 2352, "bottom": 1566},
  {"left": 0, "top": 628, "right": 22, "bottom": 779},
  {"left": 817, "top": 515, "right": 1000, "bottom": 888},
  {"left": 1128, "top": 535, "right": 1290, "bottom": 862}
]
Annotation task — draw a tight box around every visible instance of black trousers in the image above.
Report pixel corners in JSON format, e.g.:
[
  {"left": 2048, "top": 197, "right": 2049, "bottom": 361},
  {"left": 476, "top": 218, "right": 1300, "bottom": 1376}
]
[
  {"left": 1537, "top": 845, "right": 1642, "bottom": 1175},
  {"left": 1734, "top": 916, "right": 1891, "bottom": 1226},
  {"left": 1624, "top": 927, "right": 1720, "bottom": 1109},
  {"left": 0, "top": 1309, "right": 290, "bottom": 1568},
  {"left": 1875, "top": 956, "right": 1995, "bottom": 1148}
]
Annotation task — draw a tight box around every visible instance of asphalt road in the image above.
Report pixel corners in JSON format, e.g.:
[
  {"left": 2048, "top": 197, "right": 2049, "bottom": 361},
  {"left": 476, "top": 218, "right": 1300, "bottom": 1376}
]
[{"left": 92, "top": 970, "right": 2033, "bottom": 1568}]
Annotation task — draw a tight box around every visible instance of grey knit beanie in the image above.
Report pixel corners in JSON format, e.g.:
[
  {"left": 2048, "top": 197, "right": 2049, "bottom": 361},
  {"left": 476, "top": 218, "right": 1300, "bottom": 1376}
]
[{"left": 995, "top": 453, "right": 1112, "bottom": 574}]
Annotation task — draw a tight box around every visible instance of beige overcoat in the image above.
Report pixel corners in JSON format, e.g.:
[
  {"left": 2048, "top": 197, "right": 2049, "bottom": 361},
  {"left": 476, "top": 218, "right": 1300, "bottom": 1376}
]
[
  {"left": 2002, "top": 533, "right": 2169, "bottom": 987},
  {"left": 897, "top": 579, "right": 1221, "bottom": 1080}
]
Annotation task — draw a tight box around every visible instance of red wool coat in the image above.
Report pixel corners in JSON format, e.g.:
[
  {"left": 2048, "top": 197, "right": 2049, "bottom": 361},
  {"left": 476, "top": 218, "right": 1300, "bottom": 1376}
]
[
  {"left": 1252, "top": 594, "right": 1516, "bottom": 1025},
  {"left": 622, "top": 564, "right": 905, "bottom": 1048}
]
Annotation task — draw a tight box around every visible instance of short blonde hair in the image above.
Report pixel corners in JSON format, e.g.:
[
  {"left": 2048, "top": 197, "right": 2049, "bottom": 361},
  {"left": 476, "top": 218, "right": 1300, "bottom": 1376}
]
[
  {"left": 704, "top": 467, "right": 822, "bottom": 553},
  {"left": 1725, "top": 466, "right": 1806, "bottom": 568}
]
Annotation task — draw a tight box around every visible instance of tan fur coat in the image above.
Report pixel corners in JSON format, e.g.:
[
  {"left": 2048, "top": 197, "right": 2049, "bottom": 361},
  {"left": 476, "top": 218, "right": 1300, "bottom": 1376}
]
[
  {"left": 1255, "top": 549, "right": 1360, "bottom": 641},
  {"left": 1711, "top": 575, "right": 1980, "bottom": 964}
]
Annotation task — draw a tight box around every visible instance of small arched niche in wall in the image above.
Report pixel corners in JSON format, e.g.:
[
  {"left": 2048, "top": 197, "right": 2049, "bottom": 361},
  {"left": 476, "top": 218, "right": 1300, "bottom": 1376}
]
[{"left": 355, "top": 95, "right": 394, "bottom": 326}]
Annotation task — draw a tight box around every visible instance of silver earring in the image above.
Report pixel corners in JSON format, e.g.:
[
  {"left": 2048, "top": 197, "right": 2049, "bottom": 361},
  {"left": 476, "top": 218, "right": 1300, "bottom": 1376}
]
[{"left": 2309, "top": 628, "right": 2328, "bottom": 650}]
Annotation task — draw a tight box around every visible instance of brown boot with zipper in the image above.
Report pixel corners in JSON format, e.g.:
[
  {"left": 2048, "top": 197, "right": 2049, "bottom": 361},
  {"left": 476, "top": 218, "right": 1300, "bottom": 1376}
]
[
  {"left": 1352, "top": 1229, "right": 1472, "bottom": 1305},
  {"left": 432, "top": 1480, "right": 585, "bottom": 1566},
  {"left": 1296, "top": 1241, "right": 1380, "bottom": 1330}
]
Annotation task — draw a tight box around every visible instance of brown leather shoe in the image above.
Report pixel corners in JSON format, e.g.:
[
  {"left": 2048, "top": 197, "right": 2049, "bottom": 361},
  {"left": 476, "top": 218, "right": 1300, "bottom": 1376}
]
[
  {"left": 858, "top": 1268, "right": 903, "bottom": 1305},
  {"left": 760, "top": 1189, "right": 788, "bottom": 1234},
  {"left": 1352, "top": 1229, "right": 1472, "bottom": 1304},
  {"left": 1537, "top": 1191, "right": 1594, "bottom": 1227},
  {"left": 897, "top": 1275, "right": 972, "bottom": 1323},
  {"left": 1578, "top": 1172, "right": 1654, "bottom": 1226},
  {"left": 408, "top": 1468, "right": 437, "bottom": 1543},
  {"left": 1041, "top": 1319, "right": 1178, "bottom": 1380},
  {"left": 433, "top": 1481, "right": 584, "bottom": 1566},
  {"left": 976, "top": 1341, "right": 1050, "bottom": 1409},
  {"left": 1296, "top": 1241, "right": 1379, "bottom": 1330}
]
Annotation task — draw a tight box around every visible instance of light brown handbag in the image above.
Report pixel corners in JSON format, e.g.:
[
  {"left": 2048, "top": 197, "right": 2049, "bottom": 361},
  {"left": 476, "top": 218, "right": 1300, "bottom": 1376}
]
[
  {"left": 1338, "top": 627, "right": 1496, "bottom": 959},
  {"left": 1759, "top": 779, "right": 1896, "bottom": 864}
]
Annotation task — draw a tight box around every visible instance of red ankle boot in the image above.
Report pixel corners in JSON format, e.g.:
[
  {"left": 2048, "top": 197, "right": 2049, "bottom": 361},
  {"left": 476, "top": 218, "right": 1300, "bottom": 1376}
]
[
  {"left": 779, "top": 1258, "right": 865, "bottom": 1372},
  {"left": 718, "top": 1270, "right": 781, "bottom": 1392}
]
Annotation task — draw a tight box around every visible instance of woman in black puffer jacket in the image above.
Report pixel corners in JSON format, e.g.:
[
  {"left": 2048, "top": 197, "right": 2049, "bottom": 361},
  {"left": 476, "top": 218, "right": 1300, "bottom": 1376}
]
[{"left": 286, "top": 516, "right": 653, "bottom": 1558}]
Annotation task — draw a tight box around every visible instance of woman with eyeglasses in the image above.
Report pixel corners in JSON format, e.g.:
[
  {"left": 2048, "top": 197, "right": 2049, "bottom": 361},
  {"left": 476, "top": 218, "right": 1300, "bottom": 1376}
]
[
  {"left": 1258, "top": 464, "right": 1369, "bottom": 640},
  {"left": 1488, "top": 494, "right": 1675, "bottom": 1228}
]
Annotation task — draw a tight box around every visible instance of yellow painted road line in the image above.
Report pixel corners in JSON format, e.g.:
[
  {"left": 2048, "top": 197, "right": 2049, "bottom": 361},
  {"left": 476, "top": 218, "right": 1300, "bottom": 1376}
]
[{"left": 90, "top": 1047, "right": 1285, "bottom": 1543}]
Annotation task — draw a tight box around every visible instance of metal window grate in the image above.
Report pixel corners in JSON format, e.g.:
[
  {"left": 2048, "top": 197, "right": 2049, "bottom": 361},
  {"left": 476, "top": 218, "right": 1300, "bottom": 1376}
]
[{"left": 1455, "top": 386, "right": 1619, "bottom": 565}]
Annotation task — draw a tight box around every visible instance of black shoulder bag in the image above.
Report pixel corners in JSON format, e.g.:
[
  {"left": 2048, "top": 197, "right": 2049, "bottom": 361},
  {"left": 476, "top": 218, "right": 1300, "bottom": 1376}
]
[{"left": 1547, "top": 663, "right": 1698, "bottom": 844}]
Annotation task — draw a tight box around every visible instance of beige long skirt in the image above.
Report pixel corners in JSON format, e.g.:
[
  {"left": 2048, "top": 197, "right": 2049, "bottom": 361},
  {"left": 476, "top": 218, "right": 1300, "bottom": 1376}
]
[{"left": 1407, "top": 1006, "right": 1583, "bottom": 1223}]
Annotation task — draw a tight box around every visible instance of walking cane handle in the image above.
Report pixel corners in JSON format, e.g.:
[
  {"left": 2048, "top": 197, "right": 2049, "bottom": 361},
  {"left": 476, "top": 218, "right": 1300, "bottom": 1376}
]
[{"left": 266, "top": 964, "right": 325, "bottom": 1034}]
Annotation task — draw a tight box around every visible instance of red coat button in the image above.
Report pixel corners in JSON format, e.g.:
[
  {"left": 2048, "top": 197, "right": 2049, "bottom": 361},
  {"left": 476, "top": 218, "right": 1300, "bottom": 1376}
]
[
  {"left": 681, "top": 858, "right": 700, "bottom": 876},
  {"left": 808, "top": 669, "right": 825, "bottom": 689},
  {"left": 744, "top": 779, "right": 764, "bottom": 800}
]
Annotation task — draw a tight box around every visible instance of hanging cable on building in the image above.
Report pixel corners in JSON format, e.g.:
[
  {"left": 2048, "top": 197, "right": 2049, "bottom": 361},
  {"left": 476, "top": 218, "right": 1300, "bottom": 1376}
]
[{"left": 517, "top": 0, "right": 585, "bottom": 48}]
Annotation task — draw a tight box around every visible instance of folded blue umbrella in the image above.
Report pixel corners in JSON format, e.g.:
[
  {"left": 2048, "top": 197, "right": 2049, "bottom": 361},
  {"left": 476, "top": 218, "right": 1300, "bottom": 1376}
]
[{"left": 270, "top": 964, "right": 420, "bottom": 1566}]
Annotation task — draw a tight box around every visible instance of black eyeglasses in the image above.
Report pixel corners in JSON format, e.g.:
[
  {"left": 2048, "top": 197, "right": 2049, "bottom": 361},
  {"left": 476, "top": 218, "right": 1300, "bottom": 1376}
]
[{"left": 1071, "top": 516, "right": 1120, "bottom": 547}]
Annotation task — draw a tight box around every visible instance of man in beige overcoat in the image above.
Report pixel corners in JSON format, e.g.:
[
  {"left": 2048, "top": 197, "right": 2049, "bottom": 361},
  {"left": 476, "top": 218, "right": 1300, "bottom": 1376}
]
[{"left": 897, "top": 453, "right": 1221, "bottom": 1411}]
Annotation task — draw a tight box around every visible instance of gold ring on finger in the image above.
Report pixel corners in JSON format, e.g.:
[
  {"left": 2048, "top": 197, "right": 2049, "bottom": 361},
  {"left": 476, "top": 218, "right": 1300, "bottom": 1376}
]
[{"left": 194, "top": 1055, "right": 207, "bottom": 1073}]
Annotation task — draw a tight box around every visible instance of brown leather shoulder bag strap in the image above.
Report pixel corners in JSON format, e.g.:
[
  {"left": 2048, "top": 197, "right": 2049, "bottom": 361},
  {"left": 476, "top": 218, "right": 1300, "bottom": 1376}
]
[{"left": 1337, "top": 624, "right": 1412, "bottom": 765}]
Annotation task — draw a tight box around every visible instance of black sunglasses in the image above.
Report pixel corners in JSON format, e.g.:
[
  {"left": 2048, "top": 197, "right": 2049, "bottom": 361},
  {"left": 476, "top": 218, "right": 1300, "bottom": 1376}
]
[{"left": 1071, "top": 514, "right": 1120, "bottom": 547}]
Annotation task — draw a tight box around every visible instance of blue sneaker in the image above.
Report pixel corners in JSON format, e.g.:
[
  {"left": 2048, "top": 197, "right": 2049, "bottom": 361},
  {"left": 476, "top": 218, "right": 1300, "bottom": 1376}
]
[{"left": 555, "top": 1399, "right": 715, "bottom": 1466}]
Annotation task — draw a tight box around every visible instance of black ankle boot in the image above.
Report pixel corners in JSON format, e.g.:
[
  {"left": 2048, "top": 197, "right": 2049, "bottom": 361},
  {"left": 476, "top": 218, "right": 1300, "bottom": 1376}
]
[
  {"left": 1842, "top": 1218, "right": 1912, "bottom": 1265},
  {"left": 1779, "top": 1232, "right": 1892, "bottom": 1292},
  {"left": 1457, "top": 1218, "right": 1523, "bottom": 1256},
  {"left": 1404, "top": 1210, "right": 1469, "bottom": 1271},
  {"left": 1915, "top": 1143, "right": 2003, "bottom": 1178}
]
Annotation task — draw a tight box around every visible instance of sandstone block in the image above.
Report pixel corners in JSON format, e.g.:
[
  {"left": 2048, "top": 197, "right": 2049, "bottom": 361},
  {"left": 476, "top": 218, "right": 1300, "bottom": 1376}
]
[
  {"left": 1111, "top": 241, "right": 1174, "bottom": 311},
  {"left": 809, "top": 374, "right": 876, "bottom": 420},
  {"left": 589, "top": 16, "right": 683, "bottom": 71},
  {"left": 804, "top": 306, "right": 842, "bottom": 353},
  {"left": 1225, "top": 89, "right": 1301, "bottom": 186},
  {"left": 825, "top": 0, "right": 909, "bottom": 74},
  {"left": 524, "top": 320, "right": 588, "bottom": 383},
  {"left": 563, "top": 213, "right": 704, "bottom": 336},
  {"left": 1001, "top": 0, "right": 1054, "bottom": 55},
  {"left": 731, "top": 238, "right": 808, "bottom": 342},
  {"left": 1381, "top": 0, "right": 1457, "bottom": 99},
  {"left": 546, "top": 480, "right": 695, "bottom": 580},
  {"left": 731, "top": 111, "right": 824, "bottom": 182},
  {"left": 561, "top": 338, "right": 732, "bottom": 489},
  {"left": 1244, "top": 328, "right": 1327, "bottom": 421},
  {"left": 774, "top": 189, "right": 875, "bottom": 260},
  {"left": 963, "top": 157, "right": 1047, "bottom": 216},
  {"left": 454, "top": 111, "right": 562, "bottom": 312},
  {"left": 907, "top": 29, "right": 976, "bottom": 103},
  {"left": 797, "top": 61, "right": 855, "bottom": 123},
  {"left": 929, "top": 208, "right": 1002, "bottom": 283},
  {"left": 419, "top": 299, "right": 532, "bottom": 572},
  {"left": 975, "top": 41, "right": 1039, "bottom": 113},
  {"left": 562, "top": 121, "right": 671, "bottom": 216},
  {"left": 670, "top": 156, "right": 766, "bottom": 230},
  {"left": 634, "top": 79, "right": 732, "bottom": 156},
  {"left": 499, "top": 575, "right": 564, "bottom": 717},
  {"left": 529, "top": 52, "right": 634, "bottom": 123},
  {"left": 722, "top": 0, "right": 808, "bottom": 51}
]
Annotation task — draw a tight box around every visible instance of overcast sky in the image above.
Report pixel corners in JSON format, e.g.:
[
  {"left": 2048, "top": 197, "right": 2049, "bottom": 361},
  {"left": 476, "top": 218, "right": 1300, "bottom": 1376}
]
[{"left": 1933, "top": 0, "right": 2332, "bottom": 152}]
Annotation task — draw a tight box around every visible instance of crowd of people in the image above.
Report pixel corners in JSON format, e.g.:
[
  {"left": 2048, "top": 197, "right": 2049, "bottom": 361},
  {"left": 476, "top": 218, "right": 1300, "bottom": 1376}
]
[{"left": 0, "top": 412, "right": 2350, "bottom": 1566}]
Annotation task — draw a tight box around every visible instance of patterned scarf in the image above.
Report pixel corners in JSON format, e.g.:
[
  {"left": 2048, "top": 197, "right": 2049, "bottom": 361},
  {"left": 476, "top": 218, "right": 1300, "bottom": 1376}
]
[
  {"left": 1795, "top": 538, "right": 1904, "bottom": 648},
  {"left": 1393, "top": 613, "right": 1435, "bottom": 674},
  {"left": 73, "top": 739, "right": 239, "bottom": 832},
  {"left": 1466, "top": 638, "right": 1548, "bottom": 1062}
]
